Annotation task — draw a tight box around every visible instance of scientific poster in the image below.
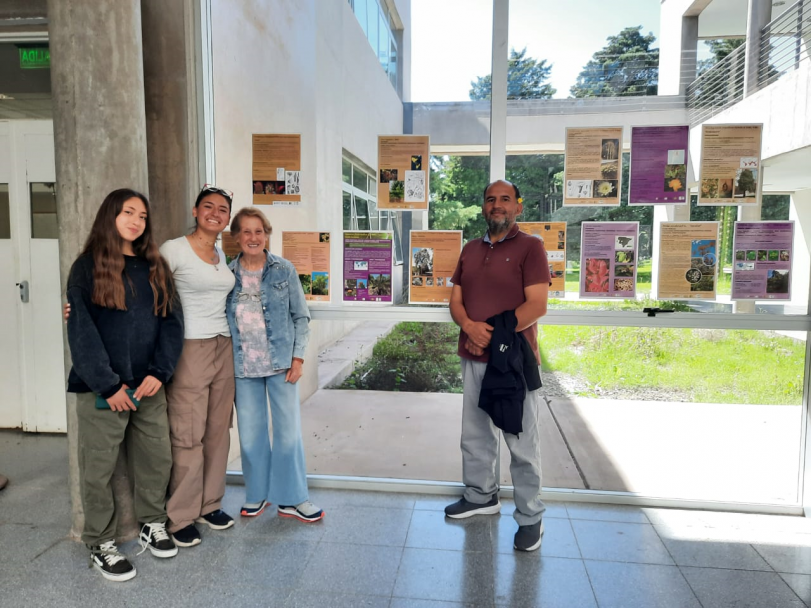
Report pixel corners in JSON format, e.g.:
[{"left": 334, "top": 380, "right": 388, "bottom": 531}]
[
  {"left": 629, "top": 125, "right": 690, "bottom": 205},
  {"left": 377, "top": 135, "right": 430, "bottom": 210},
  {"left": 343, "top": 232, "right": 393, "bottom": 303},
  {"left": 252, "top": 134, "right": 302, "bottom": 206},
  {"left": 518, "top": 222, "right": 567, "bottom": 297},
  {"left": 657, "top": 222, "right": 719, "bottom": 299},
  {"left": 698, "top": 124, "right": 762, "bottom": 206},
  {"left": 282, "top": 232, "right": 331, "bottom": 302},
  {"left": 731, "top": 221, "right": 794, "bottom": 300},
  {"left": 563, "top": 127, "right": 623, "bottom": 206},
  {"left": 579, "top": 222, "right": 639, "bottom": 298},
  {"left": 408, "top": 230, "right": 462, "bottom": 305}
]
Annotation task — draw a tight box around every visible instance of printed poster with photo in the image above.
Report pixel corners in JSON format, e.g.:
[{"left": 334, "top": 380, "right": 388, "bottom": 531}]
[
  {"left": 377, "top": 135, "right": 430, "bottom": 210},
  {"left": 698, "top": 124, "right": 762, "bottom": 206},
  {"left": 408, "top": 230, "right": 462, "bottom": 305},
  {"left": 579, "top": 222, "right": 639, "bottom": 298},
  {"left": 252, "top": 134, "right": 302, "bottom": 207},
  {"left": 343, "top": 232, "right": 393, "bottom": 303},
  {"left": 517, "top": 222, "right": 567, "bottom": 297},
  {"left": 731, "top": 221, "right": 794, "bottom": 300},
  {"left": 629, "top": 125, "right": 690, "bottom": 205},
  {"left": 657, "top": 222, "right": 719, "bottom": 300},
  {"left": 563, "top": 127, "right": 623, "bottom": 206},
  {"left": 282, "top": 232, "right": 331, "bottom": 303}
]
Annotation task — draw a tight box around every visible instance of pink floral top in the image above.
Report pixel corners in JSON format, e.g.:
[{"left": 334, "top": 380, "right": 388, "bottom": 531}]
[{"left": 234, "top": 268, "right": 276, "bottom": 377}]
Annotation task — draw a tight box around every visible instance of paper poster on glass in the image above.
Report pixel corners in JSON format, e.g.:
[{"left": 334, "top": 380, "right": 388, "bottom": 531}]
[
  {"left": 252, "top": 134, "right": 302, "bottom": 206},
  {"left": 657, "top": 222, "right": 719, "bottom": 300},
  {"left": 282, "top": 232, "right": 331, "bottom": 303},
  {"left": 408, "top": 230, "right": 462, "bottom": 305},
  {"left": 731, "top": 221, "right": 794, "bottom": 300},
  {"left": 518, "top": 222, "right": 567, "bottom": 297},
  {"left": 629, "top": 125, "right": 689, "bottom": 205},
  {"left": 378, "top": 135, "right": 430, "bottom": 210},
  {"left": 563, "top": 127, "right": 623, "bottom": 207},
  {"left": 343, "top": 232, "right": 393, "bottom": 303},
  {"left": 698, "top": 124, "right": 762, "bottom": 206},
  {"left": 579, "top": 222, "right": 639, "bottom": 298}
]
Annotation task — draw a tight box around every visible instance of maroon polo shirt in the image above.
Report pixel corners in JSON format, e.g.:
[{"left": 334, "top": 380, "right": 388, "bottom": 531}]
[{"left": 451, "top": 223, "right": 550, "bottom": 364}]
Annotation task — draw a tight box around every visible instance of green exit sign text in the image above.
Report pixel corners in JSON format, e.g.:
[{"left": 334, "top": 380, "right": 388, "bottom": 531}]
[{"left": 19, "top": 47, "right": 50, "bottom": 69}]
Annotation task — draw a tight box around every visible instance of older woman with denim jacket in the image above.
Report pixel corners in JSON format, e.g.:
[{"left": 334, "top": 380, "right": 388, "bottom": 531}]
[{"left": 225, "top": 208, "right": 324, "bottom": 522}]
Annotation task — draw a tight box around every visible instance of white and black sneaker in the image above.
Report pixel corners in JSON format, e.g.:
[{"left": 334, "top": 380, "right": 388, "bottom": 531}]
[
  {"left": 278, "top": 501, "right": 325, "bottom": 523},
  {"left": 444, "top": 495, "right": 501, "bottom": 519},
  {"left": 88, "top": 540, "right": 136, "bottom": 582},
  {"left": 138, "top": 522, "right": 178, "bottom": 558}
]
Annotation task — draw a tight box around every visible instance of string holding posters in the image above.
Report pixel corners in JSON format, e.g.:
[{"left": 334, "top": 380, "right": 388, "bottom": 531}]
[
  {"left": 629, "top": 125, "right": 689, "bottom": 205},
  {"left": 579, "top": 222, "right": 639, "bottom": 298},
  {"left": 282, "top": 232, "right": 331, "bottom": 303},
  {"left": 563, "top": 127, "right": 623, "bottom": 206},
  {"left": 377, "top": 135, "right": 430, "bottom": 210},
  {"left": 698, "top": 124, "right": 762, "bottom": 206},
  {"left": 731, "top": 221, "right": 794, "bottom": 300},
  {"left": 252, "top": 134, "right": 302, "bottom": 207},
  {"left": 408, "top": 230, "right": 462, "bottom": 305},
  {"left": 656, "top": 222, "right": 719, "bottom": 300},
  {"left": 518, "top": 222, "right": 567, "bottom": 298},
  {"left": 343, "top": 232, "right": 393, "bottom": 303}
]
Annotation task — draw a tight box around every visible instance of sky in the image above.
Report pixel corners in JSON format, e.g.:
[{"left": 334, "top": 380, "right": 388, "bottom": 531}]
[{"left": 410, "top": 0, "right": 666, "bottom": 102}]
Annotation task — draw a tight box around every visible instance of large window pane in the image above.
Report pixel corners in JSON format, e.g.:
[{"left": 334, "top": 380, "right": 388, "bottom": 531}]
[
  {"left": 30, "top": 182, "right": 58, "bottom": 239},
  {"left": 342, "top": 191, "right": 352, "bottom": 229},
  {"left": 342, "top": 158, "right": 352, "bottom": 184},
  {"left": 352, "top": 167, "right": 367, "bottom": 192},
  {"left": 355, "top": 195, "right": 370, "bottom": 230},
  {"left": 378, "top": 12, "right": 389, "bottom": 72},
  {"left": 0, "top": 185, "right": 10, "bottom": 239}
]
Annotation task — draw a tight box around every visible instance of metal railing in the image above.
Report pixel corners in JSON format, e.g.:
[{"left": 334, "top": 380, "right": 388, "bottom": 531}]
[
  {"left": 686, "top": 43, "right": 746, "bottom": 125},
  {"left": 759, "top": 0, "right": 811, "bottom": 89}
]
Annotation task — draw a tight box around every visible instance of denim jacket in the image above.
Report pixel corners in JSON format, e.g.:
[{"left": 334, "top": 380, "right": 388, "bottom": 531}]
[{"left": 226, "top": 251, "right": 311, "bottom": 377}]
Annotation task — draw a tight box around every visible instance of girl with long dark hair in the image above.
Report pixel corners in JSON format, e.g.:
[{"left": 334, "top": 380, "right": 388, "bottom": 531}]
[{"left": 66, "top": 189, "right": 184, "bottom": 581}]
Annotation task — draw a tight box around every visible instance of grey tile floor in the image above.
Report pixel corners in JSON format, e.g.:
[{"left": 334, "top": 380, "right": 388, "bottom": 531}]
[{"left": 2, "top": 429, "right": 811, "bottom": 607}]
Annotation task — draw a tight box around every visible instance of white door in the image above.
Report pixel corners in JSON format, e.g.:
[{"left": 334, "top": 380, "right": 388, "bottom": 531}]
[{"left": 0, "top": 120, "right": 66, "bottom": 432}]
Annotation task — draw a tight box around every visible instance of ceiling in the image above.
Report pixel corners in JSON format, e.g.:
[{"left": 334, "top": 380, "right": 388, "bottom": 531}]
[{"left": 697, "top": 0, "right": 794, "bottom": 38}]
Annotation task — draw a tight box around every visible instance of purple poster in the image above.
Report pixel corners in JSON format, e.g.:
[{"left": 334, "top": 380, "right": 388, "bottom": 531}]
[
  {"left": 629, "top": 125, "right": 689, "bottom": 205},
  {"left": 343, "top": 232, "right": 393, "bottom": 302},
  {"left": 731, "top": 221, "right": 794, "bottom": 300},
  {"left": 580, "top": 222, "right": 639, "bottom": 298}
]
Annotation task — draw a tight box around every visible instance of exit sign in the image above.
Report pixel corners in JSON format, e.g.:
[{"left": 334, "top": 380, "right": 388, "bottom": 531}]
[{"left": 19, "top": 47, "right": 50, "bottom": 69}]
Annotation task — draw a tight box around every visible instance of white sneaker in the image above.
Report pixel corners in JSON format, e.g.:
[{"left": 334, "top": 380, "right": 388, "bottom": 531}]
[{"left": 278, "top": 501, "right": 325, "bottom": 523}]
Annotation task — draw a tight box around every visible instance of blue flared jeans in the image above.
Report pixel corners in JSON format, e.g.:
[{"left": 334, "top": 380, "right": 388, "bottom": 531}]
[{"left": 234, "top": 375, "right": 309, "bottom": 506}]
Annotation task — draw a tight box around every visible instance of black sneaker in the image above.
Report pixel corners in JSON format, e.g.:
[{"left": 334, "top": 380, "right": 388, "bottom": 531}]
[
  {"left": 138, "top": 522, "right": 178, "bottom": 558},
  {"left": 514, "top": 520, "right": 544, "bottom": 552},
  {"left": 171, "top": 524, "right": 202, "bottom": 547},
  {"left": 195, "top": 509, "right": 235, "bottom": 530},
  {"left": 88, "top": 540, "right": 136, "bottom": 582},
  {"left": 444, "top": 495, "right": 501, "bottom": 519}
]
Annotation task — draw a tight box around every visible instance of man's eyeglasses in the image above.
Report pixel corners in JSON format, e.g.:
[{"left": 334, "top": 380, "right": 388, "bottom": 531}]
[
  {"left": 201, "top": 183, "right": 234, "bottom": 203},
  {"left": 237, "top": 292, "right": 261, "bottom": 303}
]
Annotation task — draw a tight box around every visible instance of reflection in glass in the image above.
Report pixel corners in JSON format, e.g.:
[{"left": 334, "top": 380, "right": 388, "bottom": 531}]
[
  {"left": 30, "top": 182, "right": 58, "bottom": 239},
  {"left": 0, "top": 185, "right": 10, "bottom": 239}
]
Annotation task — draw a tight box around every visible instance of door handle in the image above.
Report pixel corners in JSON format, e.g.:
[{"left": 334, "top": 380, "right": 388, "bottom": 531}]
[{"left": 16, "top": 280, "right": 29, "bottom": 303}]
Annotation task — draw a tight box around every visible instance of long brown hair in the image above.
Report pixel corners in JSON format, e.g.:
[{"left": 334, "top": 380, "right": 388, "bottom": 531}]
[{"left": 80, "top": 189, "right": 175, "bottom": 316}]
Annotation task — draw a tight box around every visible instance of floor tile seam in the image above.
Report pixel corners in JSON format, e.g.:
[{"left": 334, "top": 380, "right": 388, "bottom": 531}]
[
  {"left": 569, "top": 517, "right": 656, "bottom": 526},
  {"left": 580, "top": 556, "right": 677, "bottom": 567},
  {"left": 576, "top": 553, "right": 602, "bottom": 608},
  {"left": 749, "top": 542, "right": 782, "bottom": 574},
  {"left": 565, "top": 516, "right": 587, "bottom": 561},
  {"left": 774, "top": 571, "right": 811, "bottom": 608}
]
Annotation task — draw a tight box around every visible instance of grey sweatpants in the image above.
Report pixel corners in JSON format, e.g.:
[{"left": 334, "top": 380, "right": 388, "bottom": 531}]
[{"left": 460, "top": 358, "right": 545, "bottom": 526}]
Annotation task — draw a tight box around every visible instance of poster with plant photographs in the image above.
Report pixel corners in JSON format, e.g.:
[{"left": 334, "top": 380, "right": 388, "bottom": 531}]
[
  {"left": 252, "top": 134, "right": 302, "bottom": 206},
  {"left": 563, "top": 127, "right": 623, "bottom": 206},
  {"left": 377, "top": 135, "right": 430, "bottom": 210},
  {"left": 629, "top": 125, "right": 689, "bottom": 205},
  {"left": 343, "top": 232, "right": 393, "bottom": 303},
  {"left": 408, "top": 230, "right": 462, "bottom": 305},
  {"left": 698, "top": 124, "right": 762, "bottom": 206},
  {"left": 657, "top": 222, "right": 719, "bottom": 299},
  {"left": 282, "top": 232, "right": 331, "bottom": 303},
  {"left": 579, "top": 222, "right": 639, "bottom": 298},
  {"left": 731, "top": 221, "right": 794, "bottom": 300},
  {"left": 517, "top": 222, "right": 567, "bottom": 297}
]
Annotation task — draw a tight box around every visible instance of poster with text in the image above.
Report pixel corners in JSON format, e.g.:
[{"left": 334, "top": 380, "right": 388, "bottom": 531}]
[
  {"left": 282, "top": 232, "right": 331, "bottom": 303},
  {"left": 518, "top": 222, "right": 567, "bottom": 297},
  {"left": 343, "top": 232, "right": 393, "bottom": 303},
  {"left": 252, "top": 134, "right": 302, "bottom": 206},
  {"left": 657, "top": 222, "right": 719, "bottom": 299},
  {"left": 377, "top": 135, "right": 430, "bottom": 210},
  {"left": 629, "top": 125, "right": 689, "bottom": 205},
  {"left": 731, "top": 221, "right": 794, "bottom": 300},
  {"left": 408, "top": 230, "right": 462, "bottom": 305},
  {"left": 580, "top": 222, "right": 639, "bottom": 298},
  {"left": 698, "top": 124, "right": 762, "bottom": 206},
  {"left": 563, "top": 127, "right": 623, "bottom": 206}
]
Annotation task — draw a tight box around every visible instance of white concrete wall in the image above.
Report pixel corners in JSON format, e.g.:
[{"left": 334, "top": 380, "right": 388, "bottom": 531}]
[
  {"left": 658, "top": 0, "right": 699, "bottom": 95},
  {"left": 790, "top": 189, "right": 811, "bottom": 315}
]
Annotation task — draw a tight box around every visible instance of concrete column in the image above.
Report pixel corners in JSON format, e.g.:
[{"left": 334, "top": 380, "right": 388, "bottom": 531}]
[
  {"left": 48, "top": 0, "right": 150, "bottom": 542},
  {"left": 679, "top": 16, "right": 699, "bottom": 96},
  {"left": 489, "top": 0, "right": 508, "bottom": 182},
  {"left": 743, "top": 0, "right": 772, "bottom": 97}
]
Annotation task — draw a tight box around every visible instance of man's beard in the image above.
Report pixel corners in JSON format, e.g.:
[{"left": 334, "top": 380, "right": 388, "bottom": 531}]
[{"left": 485, "top": 214, "right": 513, "bottom": 235}]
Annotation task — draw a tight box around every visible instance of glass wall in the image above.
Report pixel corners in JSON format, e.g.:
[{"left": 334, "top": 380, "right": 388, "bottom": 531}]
[{"left": 347, "top": 0, "right": 398, "bottom": 89}]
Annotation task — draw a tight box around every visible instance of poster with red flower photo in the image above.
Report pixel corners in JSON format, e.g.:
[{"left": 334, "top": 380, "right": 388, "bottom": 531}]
[{"left": 579, "top": 222, "right": 639, "bottom": 298}]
